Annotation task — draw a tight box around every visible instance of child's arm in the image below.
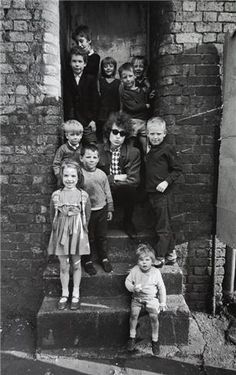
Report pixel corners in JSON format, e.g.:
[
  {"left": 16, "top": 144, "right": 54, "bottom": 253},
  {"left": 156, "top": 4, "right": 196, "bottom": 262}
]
[
  {"left": 121, "top": 90, "right": 148, "bottom": 114},
  {"left": 125, "top": 272, "right": 135, "bottom": 293},
  {"left": 157, "top": 146, "right": 182, "bottom": 193},
  {"left": 104, "top": 174, "right": 114, "bottom": 221},
  {"left": 52, "top": 146, "right": 64, "bottom": 178},
  {"left": 156, "top": 270, "right": 167, "bottom": 310},
  {"left": 84, "top": 194, "right": 91, "bottom": 225}
]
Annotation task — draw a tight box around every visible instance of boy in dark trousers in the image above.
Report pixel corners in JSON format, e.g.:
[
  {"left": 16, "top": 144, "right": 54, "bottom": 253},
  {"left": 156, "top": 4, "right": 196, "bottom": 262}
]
[
  {"left": 80, "top": 144, "right": 113, "bottom": 275},
  {"left": 72, "top": 24, "right": 100, "bottom": 78},
  {"left": 145, "top": 117, "right": 182, "bottom": 267},
  {"left": 63, "top": 46, "right": 99, "bottom": 144}
]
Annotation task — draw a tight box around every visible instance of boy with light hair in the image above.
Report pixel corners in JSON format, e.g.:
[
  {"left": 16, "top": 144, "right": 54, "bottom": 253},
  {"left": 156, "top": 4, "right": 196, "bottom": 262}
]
[
  {"left": 145, "top": 116, "right": 182, "bottom": 267},
  {"left": 53, "top": 120, "right": 83, "bottom": 186},
  {"left": 125, "top": 243, "right": 167, "bottom": 355}
]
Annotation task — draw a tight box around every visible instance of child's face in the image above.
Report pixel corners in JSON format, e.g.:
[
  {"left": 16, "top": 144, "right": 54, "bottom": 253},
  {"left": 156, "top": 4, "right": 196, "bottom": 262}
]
[
  {"left": 70, "top": 54, "right": 86, "bottom": 75},
  {"left": 62, "top": 167, "right": 78, "bottom": 190},
  {"left": 147, "top": 124, "right": 166, "bottom": 146},
  {"left": 66, "top": 131, "right": 83, "bottom": 146},
  {"left": 120, "top": 69, "right": 136, "bottom": 90},
  {"left": 138, "top": 255, "right": 153, "bottom": 272},
  {"left": 133, "top": 59, "right": 145, "bottom": 78},
  {"left": 80, "top": 149, "right": 99, "bottom": 172},
  {"left": 109, "top": 124, "right": 126, "bottom": 149},
  {"left": 75, "top": 35, "right": 91, "bottom": 54},
  {"left": 103, "top": 63, "right": 115, "bottom": 77}
]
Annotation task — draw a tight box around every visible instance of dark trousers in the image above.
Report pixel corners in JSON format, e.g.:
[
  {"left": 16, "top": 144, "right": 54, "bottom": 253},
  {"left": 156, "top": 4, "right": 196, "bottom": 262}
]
[
  {"left": 148, "top": 192, "right": 175, "bottom": 258},
  {"left": 82, "top": 206, "right": 108, "bottom": 264},
  {"left": 111, "top": 184, "right": 136, "bottom": 223}
]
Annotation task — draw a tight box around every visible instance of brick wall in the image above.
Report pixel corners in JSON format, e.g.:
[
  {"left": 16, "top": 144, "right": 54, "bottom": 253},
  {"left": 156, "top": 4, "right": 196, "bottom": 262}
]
[
  {"left": 149, "top": 0, "right": 235, "bottom": 310},
  {"left": 1, "top": 0, "right": 62, "bottom": 318},
  {"left": 1, "top": 0, "right": 235, "bottom": 317}
]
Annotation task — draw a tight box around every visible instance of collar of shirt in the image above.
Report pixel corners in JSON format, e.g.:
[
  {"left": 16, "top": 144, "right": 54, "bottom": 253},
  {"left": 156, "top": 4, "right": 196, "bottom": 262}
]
[
  {"left": 88, "top": 49, "right": 94, "bottom": 56},
  {"left": 110, "top": 145, "right": 121, "bottom": 153},
  {"left": 68, "top": 141, "right": 80, "bottom": 150}
]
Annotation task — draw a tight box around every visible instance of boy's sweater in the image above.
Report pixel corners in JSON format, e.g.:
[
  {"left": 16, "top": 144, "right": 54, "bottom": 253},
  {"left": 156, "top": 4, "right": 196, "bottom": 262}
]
[
  {"left": 145, "top": 137, "right": 182, "bottom": 193},
  {"left": 125, "top": 265, "right": 166, "bottom": 304},
  {"left": 82, "top": 167, "right": 114, "bottom": 212},
  {"left": 53, "top": 142, "right": 81, "bottom": 176},
  {"left": 84, "top": 52, "right": 100, "bottom": 77},
  {"left": 120, "top": 87, "right": 149, "bottom": 120}
]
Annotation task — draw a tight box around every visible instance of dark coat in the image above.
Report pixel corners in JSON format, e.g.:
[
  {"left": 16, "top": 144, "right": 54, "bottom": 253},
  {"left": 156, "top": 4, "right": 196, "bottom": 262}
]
[
  {"left": 98, "top": 142, "right": 141, "bottom": 188},
  {"left": 63, "top": 66, "right": 99, "bottom": 127}
]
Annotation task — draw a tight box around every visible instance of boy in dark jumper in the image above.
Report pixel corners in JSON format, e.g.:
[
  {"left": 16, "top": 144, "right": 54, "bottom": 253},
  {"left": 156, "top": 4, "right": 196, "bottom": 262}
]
[
  {"left": 53, "top": 120, "right": 83, "bottom": 187},
  {"left": 63, "top": 46, "right": 99, "bottom": 144},
  {"left": 145, "top": 117, "right": 182, "bottom": 267},
  {"left": 72, "top": 24, "right": 100, "bottom": 78},
  {"left": 119, "top": 62, "right": 150, "bottom": 154}
]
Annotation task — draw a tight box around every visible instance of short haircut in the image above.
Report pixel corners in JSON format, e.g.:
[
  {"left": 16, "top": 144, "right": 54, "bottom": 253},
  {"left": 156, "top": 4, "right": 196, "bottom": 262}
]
[
  {"left": 80, "top": 143, "right": 99, "bottom": 157},
  {"left": 118, "top": 62, "right": 134, "bottom": 77},
  {"left": 69, "top": 46, "right": 88, "bottom": 64},
  {"left": 63, "top": 120, "right": 83, "bottom": 133},
  {"left": 60, "top": 159, "right": 84, "bottom": 188},
  {"left": 72, "top": 24, "right": 92, "bottom": 42},
  {"left": 101, "top": 56, "right": 117, "bottom": 77},
  {"left": 131, "top": 55, "right": 148, "bottom": 70},
  {"left": 136, "top": 243, "right": 156, "bottom": 263},
  {"left": 147, "top": 116, "right": 167, "bottom": 133},
  {"left": 103, "top": 111, "right": 133, "bottom": 140}
]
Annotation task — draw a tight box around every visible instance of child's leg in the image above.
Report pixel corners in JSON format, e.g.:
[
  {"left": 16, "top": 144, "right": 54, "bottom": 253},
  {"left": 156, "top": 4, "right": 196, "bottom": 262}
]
[
  {"left": 149, "top": 312, "right": 159, "bottom": 342},
  {"left": 58, "top": 255, "right": 70, "bottom": 297},
  {"left": 71, "top": 255, "right": 81, "bottom": 298},
  {"left": 129, "top": 301, "right": 141, "bottom": 338}
]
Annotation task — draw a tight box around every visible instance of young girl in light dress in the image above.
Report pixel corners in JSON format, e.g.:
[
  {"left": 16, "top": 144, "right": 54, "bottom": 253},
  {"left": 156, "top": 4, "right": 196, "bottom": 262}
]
[{"left": 47, "top": 160, "right": 91, "bottom": 310}]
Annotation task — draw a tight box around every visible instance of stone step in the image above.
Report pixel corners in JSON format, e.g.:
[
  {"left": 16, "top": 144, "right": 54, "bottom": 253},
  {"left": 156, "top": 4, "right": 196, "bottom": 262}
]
[
  {"left": 44, "top": 262, "right": 183, "bottom": 297},
  {"left": 37, "top": 294, "right": 190, "bottom": 351}
]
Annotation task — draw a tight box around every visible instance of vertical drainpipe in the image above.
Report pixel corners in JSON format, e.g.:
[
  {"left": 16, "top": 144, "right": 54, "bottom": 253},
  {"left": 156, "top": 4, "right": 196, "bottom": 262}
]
[{"left": 212, "top": 110, "right": 221, "bottom": 316}]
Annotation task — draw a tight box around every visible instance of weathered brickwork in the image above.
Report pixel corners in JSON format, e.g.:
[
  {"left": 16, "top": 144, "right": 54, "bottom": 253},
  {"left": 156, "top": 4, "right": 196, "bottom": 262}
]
[
  {"left": 149, "top": 0, "right": 235, "bottom": 310},
  {"left": 1, "top": 0, "right": 62, "bottom": 318},
  {"left": 1, "top": 0, "right": 235, "bottom": 316}
]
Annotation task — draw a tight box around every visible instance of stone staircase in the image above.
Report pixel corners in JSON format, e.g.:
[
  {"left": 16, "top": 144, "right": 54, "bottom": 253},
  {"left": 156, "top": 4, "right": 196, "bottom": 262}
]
[{"left": 37, "top": 217, "right": 191, "bottom": 353}]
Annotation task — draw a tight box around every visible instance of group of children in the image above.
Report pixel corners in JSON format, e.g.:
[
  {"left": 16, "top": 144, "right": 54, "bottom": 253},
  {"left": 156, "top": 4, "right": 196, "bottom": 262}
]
[
  {"left": 47, "top": 24, "right": 182, "bottom": 355},
  {"left": 63, "top": 24, "right": 154, "bottom": 151}
]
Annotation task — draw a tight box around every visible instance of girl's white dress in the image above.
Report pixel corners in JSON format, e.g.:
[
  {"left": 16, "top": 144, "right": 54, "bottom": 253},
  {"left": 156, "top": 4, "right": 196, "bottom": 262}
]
[{"left": 47, "top": 188, "right": 91, "bottom": 256}]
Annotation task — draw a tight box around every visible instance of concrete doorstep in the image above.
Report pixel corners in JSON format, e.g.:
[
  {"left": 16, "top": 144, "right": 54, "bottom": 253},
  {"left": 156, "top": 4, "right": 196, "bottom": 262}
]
[{"left": 1, "top": 313, "right": 236, "bottom": 375}]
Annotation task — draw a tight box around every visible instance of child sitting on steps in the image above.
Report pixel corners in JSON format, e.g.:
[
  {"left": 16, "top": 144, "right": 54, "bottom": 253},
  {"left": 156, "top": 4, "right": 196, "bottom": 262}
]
[{"left": 125, "top": 243, "right": 167, "bottom": 355}]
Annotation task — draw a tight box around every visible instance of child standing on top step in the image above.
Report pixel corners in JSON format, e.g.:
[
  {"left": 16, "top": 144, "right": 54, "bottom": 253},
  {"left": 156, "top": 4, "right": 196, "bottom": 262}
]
[
  {"left": 47, "top": 160, "right": 91, "bottom": 311},
  {"left": 125, "top": 243, "right": 167, "bottom": 355}
]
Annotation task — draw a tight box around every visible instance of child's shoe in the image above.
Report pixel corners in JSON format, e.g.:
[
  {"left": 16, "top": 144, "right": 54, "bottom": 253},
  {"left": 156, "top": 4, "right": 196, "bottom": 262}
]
[
  {"left": 127, "top": 337, "right": 136, "bottom": 352},
  {"left": 152, "top": 340, "right": 160, "bottom": 355},
  {"left": 57, "top": 296, "right": 68, "bottom": 310},
  {"left": 84, "top": 261, "right": 97, "bottom": 276},
  {"left": 102, "top": 259, "right": 113, "bottom": 273},
  {"left": 153, "top": 259, "right": 165, "bottom": 268},
  {"left": 70, "top": 296, "right": 80, "bottom": 310}
]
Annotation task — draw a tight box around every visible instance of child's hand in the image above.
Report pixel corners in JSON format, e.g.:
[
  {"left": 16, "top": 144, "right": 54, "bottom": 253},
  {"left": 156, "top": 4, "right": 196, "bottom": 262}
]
[
  {"left": 134, "top": 284, "right": 142, "bottom": 292},
  {"left": 146, "top": 103, "right": 150, "bottom": 109},
  {"left": 88, "top": 121, "right": 96, "bottom": 132},
  {"left": 114, "top": 174, "right": 127, "bottom": 182},
  {"left": 149, "top": 89, "right": 156, "bottom": 99},
  {"left": 156, "top": 181, "right": 168, "bottom": 193},
  {"left": 107, "top": 211, "right": 113, "bottom": 221},
  {"left": 159, "top": 303, "right": 167, "bottom": 312}
]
